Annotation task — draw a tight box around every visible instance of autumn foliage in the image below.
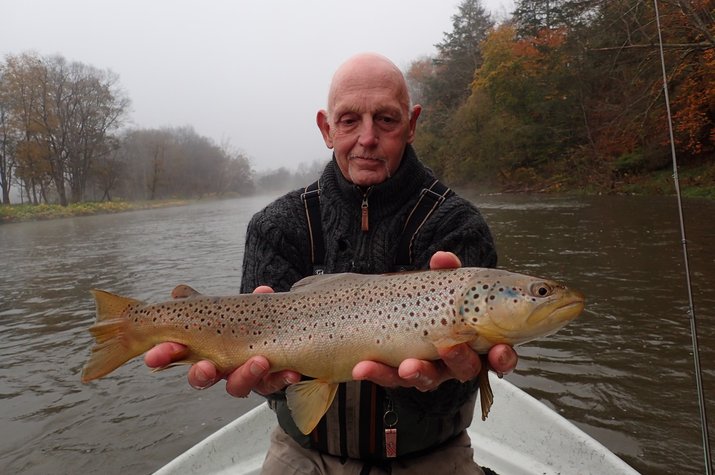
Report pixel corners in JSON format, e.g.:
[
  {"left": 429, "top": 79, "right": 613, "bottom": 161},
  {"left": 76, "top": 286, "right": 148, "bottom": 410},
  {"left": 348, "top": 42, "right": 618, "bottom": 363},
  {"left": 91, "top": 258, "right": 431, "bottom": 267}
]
[{"left": 409, "top": 0, "right": 715, "bottom": 192}]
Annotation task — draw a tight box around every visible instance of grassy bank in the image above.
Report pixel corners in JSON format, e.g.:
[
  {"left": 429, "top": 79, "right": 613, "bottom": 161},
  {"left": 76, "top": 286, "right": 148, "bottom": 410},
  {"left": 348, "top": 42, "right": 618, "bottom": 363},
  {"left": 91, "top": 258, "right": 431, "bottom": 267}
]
[
  {"left": 617, "top": 160, "right": 715, "bottom": 199},
  {"left": 0, "top": 199, "right": 190, "bottom": 224}
]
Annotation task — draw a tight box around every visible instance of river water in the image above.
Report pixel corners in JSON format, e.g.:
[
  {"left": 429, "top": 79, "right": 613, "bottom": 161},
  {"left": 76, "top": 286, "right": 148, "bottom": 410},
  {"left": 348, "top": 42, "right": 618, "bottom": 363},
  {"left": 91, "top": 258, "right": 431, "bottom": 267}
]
[{"left": 0, "top": 193, "right": 713, "bottom": 474}]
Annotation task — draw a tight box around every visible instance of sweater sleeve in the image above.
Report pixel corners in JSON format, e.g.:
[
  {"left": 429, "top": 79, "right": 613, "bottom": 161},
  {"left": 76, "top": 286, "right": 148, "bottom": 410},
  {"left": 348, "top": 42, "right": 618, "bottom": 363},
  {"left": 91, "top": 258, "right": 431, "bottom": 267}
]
[{"left": 240, "top": 192, "right": 312, "bottom": 294}]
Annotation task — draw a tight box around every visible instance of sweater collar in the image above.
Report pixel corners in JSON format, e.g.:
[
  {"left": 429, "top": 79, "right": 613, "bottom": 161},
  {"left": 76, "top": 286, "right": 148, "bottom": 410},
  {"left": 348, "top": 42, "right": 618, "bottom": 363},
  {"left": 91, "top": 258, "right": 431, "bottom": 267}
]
[{"left": 324, "top": 145, "right": 430, "bottom": 218}]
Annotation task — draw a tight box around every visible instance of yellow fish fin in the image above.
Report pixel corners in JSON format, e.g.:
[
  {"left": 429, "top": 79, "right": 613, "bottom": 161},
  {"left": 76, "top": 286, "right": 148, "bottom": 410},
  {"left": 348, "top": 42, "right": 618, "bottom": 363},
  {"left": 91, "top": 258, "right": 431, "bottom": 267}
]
[
  {"left": 171, "top": 284, "right": 202, "bottom": 299},
  {"left": 478, "top": 355, "right": 494, "bottom": 421},
  {"left": 81, "top": 290, "right": 149, "bottom": 383},
  {"left": 285, "top": 380, "right": 339, "bottom": 435},
  {"left": 290, "top": 273, "right": 376, "bottom": 293},
  {"left": 432, "top": 326, "right": 479, "bottom": 348}
]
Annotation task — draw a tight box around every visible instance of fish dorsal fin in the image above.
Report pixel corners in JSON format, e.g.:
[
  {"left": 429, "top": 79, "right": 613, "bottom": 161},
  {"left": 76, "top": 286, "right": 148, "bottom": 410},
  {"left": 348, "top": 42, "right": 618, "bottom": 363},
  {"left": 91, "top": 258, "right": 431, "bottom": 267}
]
[
  {"left": 90, "top": 290, "right": 143, "bottom": 323},
  {"left": 171, "top": 284, "right": 202, "bottom": 299},
  {"left": 290, "top": 273, "right": 375, "bottom": 293},
  {"left": 285, "top": 380, "right": 339, "bottom": 435}
]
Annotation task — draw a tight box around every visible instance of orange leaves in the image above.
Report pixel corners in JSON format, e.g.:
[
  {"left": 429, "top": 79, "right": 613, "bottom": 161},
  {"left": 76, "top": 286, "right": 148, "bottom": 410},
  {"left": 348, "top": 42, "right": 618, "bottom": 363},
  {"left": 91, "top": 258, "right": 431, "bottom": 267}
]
[{"left": 671, "top": 48, "right": 715, "bottom": 155}]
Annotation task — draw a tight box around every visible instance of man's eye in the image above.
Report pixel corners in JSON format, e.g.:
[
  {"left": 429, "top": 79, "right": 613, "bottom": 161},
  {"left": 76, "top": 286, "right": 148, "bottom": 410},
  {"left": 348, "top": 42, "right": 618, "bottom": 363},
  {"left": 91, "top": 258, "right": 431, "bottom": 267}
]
[
  {"left": 338, "top": 117, "right": 358, "bottom": 127},
  {"left": 377, "top": 116, "right": 400, "bottom": 129}
]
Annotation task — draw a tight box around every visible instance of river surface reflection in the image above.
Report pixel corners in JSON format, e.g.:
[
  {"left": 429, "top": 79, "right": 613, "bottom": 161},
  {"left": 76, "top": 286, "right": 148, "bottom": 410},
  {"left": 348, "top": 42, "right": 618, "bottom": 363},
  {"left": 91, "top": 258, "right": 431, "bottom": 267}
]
[{"left": 1, "top": 193, "right": 713, "bottom": 474}]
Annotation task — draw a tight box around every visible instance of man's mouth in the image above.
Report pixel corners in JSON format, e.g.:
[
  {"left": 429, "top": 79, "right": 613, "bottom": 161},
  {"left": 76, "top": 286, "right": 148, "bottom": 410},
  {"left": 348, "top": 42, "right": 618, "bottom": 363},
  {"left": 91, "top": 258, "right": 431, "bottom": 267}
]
[{"left": 349, "top": 156, "right": 386, "bottom": 163}]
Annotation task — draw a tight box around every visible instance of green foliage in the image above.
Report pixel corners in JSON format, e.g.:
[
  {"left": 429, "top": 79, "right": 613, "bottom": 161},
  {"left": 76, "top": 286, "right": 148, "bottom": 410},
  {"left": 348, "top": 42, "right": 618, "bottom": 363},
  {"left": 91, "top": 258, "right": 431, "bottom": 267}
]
[{"left": 0, "top": 200, "right": 188, "bottom": 223}]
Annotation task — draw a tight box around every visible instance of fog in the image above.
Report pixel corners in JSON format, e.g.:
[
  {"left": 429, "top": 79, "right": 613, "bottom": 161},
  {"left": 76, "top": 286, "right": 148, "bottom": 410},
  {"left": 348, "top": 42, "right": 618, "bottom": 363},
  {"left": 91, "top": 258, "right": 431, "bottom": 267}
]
[{"left": 2, "top": 0, "right": 513, "bottom": 172}]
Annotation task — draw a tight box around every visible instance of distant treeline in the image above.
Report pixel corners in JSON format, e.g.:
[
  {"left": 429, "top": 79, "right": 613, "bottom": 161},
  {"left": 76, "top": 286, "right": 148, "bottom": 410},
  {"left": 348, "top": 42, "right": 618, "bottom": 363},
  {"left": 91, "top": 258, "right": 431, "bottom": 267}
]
[
  {"left": 2, "top": 0, "right": 712, "bottom": 205},
  {"left": 407, "top": 0, "right": 714, "bottom": 191},
  {"left": 0, "top": 54, "right": 325, "bottom": 206}
]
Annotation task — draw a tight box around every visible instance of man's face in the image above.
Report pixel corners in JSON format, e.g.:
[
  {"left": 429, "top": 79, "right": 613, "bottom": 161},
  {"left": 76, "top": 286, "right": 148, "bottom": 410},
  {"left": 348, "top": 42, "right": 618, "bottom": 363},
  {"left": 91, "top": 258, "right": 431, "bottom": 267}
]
[{"left": 317, "top": 62, "right": 421, "bottom": 187}]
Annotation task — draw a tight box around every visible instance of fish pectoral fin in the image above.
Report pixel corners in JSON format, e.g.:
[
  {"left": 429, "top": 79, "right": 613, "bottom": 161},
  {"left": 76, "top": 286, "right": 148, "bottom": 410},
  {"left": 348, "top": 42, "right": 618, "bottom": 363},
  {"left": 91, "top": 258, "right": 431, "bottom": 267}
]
[
  {"left": 171, "top": 284, "right": 202, "bottom": 299},
  {"left": 432, "top": 326, "right": 479, "bottom": 348},
  {"left": 478, "top": 355, "right": 494, "bottom": 421},
  {"left": 149, "top": 358, "right": 203, "bottom": 373},
  {"left": 285, "top": 380, "right": 338, "bottom": 435}
]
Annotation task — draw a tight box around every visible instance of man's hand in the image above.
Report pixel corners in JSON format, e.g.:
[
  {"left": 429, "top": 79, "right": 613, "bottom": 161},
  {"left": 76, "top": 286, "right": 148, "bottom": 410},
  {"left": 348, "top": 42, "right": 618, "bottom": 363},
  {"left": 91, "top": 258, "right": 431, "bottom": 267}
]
[
  {"left": 143, "top": 285, "right": 300, "bottom": 397},
  {"left": 352, "top": 251, "right": 519, "bottom": 391}
]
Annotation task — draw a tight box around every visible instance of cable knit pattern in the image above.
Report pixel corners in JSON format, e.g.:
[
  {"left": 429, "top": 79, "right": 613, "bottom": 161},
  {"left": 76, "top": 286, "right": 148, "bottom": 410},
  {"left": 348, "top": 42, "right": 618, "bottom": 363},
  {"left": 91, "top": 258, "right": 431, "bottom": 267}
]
[{"left": 239, "top": 145, "right": 497, "bottom": 458}]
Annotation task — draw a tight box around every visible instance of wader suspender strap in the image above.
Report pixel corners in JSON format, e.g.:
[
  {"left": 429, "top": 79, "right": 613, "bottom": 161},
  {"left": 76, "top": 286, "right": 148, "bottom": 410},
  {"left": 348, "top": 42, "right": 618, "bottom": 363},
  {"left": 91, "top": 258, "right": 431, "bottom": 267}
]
[
  {"left": 302, "top": 179, "right": 452, "bottom": 272},
  {"left": 395, "top": 179, "right": 453, "bottom": 270},
  {"left": 301, "top": 180, "right": 325, "bottom": 275},
  {"left": 300, "top": 178, "right": 452, "bottom": 458}
]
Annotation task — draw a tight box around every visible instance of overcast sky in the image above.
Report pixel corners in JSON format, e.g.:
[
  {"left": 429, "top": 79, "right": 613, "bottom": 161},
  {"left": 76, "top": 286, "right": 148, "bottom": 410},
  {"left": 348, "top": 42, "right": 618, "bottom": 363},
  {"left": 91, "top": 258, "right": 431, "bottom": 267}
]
[{"left": 2, "top": 0, "right": 514, "bottom": 172}]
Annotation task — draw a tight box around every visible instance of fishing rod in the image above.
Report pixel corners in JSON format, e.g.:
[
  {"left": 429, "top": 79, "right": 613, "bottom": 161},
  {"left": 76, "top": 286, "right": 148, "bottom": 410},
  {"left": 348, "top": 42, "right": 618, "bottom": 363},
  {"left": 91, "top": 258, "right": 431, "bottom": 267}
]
[{"left": 652, "top": 1, "right": 713, "bottom": 473}]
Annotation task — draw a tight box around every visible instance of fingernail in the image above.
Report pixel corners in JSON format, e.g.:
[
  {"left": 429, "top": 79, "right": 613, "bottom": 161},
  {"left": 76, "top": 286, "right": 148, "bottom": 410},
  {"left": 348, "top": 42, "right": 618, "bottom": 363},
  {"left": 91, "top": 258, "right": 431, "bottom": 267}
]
[
  {"left": 447, "top": 346, "right": 464, "bottom": 360},
  {"left": 194, "top": 367, "right": 212, "bottom": 389},
  {"left": 250, "top": 362, "right": 266, "bottom": 377},
  {"left": 407, "top": 371, "right": 420, "bottom": 380}
]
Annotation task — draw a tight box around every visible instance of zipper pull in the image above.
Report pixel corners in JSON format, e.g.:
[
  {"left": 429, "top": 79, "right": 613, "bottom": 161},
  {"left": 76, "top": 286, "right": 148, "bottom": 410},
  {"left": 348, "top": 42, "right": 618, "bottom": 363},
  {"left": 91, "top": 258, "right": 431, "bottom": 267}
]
[
  {"left": 384, "top": 397, "right": 398, "bottom": 458},
  {"left": 361, "top": 196, "right": 369, "bottom": 232}
]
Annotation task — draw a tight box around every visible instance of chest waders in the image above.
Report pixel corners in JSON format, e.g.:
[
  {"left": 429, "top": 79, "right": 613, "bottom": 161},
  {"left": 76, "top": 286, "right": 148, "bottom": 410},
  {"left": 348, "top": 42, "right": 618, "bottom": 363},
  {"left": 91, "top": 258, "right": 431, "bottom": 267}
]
[{"left": 298, "top": 179, "right": 453, "bottom": 461}]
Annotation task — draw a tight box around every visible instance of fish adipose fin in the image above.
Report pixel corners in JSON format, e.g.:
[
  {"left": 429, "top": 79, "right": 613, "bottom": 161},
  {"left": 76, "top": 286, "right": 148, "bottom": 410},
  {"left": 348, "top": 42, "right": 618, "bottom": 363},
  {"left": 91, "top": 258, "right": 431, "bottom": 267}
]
[
  {"left": 285, "top": 380, "right": 339, "bottom": 435},
  {"left": 81, "top": 290, "right": 149, "bottom": 383},
  {"left": 171, "top": 284, "right": 202, "bottom": 299}
]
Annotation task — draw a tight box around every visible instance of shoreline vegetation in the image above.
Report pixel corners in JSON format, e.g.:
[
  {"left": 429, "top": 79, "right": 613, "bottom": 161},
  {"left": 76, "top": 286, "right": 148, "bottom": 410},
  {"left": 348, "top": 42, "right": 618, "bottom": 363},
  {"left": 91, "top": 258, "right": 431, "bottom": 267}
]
[
  {"left": 2, "top": 161, "right": 713, "bottom": 225},
  {"left": 0, "top": 199, "right": 190, "bottom": 224}
]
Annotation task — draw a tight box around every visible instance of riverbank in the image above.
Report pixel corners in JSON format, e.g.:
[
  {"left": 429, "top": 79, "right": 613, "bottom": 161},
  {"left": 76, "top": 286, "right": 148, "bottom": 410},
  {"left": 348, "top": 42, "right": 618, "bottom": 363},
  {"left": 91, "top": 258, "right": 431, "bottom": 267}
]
[
  {"left": 2, "top": 161, "right": 713, "bottom": 224},
  {"left": 0, "top": 199, "right": 190, "bottom": 224}
]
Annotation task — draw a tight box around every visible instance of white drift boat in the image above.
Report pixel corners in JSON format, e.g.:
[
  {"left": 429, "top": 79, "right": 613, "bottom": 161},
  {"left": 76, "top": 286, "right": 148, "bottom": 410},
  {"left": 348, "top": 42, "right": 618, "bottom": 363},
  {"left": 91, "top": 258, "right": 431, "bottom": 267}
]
[{"left": 155, "top": 375, "right": 639, "bottom": 475}]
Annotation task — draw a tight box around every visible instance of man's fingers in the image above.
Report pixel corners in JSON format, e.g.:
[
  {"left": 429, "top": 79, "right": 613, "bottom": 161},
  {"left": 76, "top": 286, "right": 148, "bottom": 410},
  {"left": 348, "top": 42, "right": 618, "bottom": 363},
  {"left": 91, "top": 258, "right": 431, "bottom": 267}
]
[
  {"left": 354, "top": 360, "right": 446, "bottom": 391},
  {"left": 144, "top": 342, "right": 188, "bottom": 368},
  {"left": 353, "top": 361, "right": 405, "bottom": 388},
  {"left": 188, "top": 360, "right": 221, "bottom": 389},
  {"left": 397, "top": 358, "right": 446, "bottom": 391},
  {"left": 428, "top": 251, "right": 462, "bottom": 270},
  {"left": 254, "top": 371, "right": 301, "bottom": 397},
  {"left": 438, "top": 344, "right": 482, "bottom": 382},
  {"left": 487, "top": 344, "right": 518, "bottom": 374}
]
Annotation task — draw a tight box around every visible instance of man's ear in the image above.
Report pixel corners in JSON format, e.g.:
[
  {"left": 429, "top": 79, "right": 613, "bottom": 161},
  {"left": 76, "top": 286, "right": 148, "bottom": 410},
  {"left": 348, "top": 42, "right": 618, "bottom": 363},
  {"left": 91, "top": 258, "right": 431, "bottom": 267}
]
[
  {"left": 406, "top": 104, "right": 422, "bottom": 144},
  {"left": 316, "top": 110, "right": 334, "bottom": 149}
]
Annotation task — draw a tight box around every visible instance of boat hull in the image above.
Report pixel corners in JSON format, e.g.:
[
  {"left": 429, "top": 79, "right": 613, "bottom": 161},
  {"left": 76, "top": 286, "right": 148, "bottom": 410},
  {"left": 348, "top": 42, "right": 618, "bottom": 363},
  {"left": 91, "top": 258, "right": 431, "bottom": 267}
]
[{"left": 154, "top": 375, "right": 639, "bottom": 475}]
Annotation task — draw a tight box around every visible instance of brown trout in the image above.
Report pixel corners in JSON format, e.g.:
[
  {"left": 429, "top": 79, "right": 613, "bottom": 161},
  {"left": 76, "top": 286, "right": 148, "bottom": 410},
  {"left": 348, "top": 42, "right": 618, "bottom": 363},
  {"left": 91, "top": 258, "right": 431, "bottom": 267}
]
[{"left": 81, "top": 268, "right": 584, "bottom": 434}]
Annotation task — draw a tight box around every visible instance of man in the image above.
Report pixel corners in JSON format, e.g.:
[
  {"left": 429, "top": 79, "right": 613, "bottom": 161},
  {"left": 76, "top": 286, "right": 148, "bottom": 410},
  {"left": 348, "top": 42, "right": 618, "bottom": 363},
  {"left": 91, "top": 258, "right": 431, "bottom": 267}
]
[{"left": 146, "top": 53, "right": 518, "bottom": 474}]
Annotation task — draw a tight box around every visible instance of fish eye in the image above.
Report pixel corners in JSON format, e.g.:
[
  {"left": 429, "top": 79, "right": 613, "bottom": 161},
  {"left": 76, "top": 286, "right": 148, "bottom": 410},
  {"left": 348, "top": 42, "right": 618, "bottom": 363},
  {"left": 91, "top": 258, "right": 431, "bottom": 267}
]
[{"left": 530, "top": 282, "right": 553, "bottom": 298}]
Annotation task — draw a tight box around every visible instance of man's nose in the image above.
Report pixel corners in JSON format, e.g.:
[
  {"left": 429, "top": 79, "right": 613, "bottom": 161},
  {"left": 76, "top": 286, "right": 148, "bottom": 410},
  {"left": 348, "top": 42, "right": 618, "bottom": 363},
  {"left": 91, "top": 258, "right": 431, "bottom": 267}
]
[{"left": 357, "top": 118, "right": 378, "bottom": 147}]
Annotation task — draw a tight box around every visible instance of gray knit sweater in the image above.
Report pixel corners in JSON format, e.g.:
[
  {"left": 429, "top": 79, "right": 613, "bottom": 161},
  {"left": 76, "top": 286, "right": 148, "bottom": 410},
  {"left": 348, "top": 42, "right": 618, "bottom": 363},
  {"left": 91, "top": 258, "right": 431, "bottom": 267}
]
[{"left": 240, "top": 145, "right": 497, "bottom": 460}]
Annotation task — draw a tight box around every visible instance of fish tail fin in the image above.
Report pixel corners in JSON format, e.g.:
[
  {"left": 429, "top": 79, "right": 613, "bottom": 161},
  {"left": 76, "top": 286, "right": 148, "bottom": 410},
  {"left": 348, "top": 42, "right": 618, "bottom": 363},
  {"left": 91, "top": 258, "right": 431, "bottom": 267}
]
[{"left": 81, "top": 289, "right": 148, "bottom": 383}]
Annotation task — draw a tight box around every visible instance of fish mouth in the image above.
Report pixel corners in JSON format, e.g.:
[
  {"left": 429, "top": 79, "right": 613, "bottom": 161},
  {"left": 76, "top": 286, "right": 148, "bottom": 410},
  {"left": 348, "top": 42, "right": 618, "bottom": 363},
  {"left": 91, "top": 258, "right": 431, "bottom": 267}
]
[{"left": 530, "top": 296, "right": 585, "bottom": 325}]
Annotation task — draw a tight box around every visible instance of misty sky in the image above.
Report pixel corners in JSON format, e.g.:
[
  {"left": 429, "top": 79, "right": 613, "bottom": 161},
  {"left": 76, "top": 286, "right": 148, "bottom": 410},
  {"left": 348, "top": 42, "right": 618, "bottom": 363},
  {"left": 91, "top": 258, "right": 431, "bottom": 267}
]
[{"left": 2, "top": 0, "right": 514, "bottom": 172}]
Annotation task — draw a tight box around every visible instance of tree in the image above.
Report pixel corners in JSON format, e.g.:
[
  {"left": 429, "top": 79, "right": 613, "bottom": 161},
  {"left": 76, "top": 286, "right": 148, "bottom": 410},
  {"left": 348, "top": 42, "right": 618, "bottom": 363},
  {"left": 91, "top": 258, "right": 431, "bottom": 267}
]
[
  {"left": 409, "top": 0, "right": 495, "bottom": 176},
  {"left": 0, "top": 65, "right": 17, "bottom": 204},
  {"left": 440, "top": 23, "right": 583, "bottom": 188},
  {"left": 432, "top": 0, "right": 495, "bottom": 109},
  {"left": 0, "top": 52, "right": 129, "bottom": 205},
  {"left": 110, "top": 127, "right": 254, "bottom": 200}
]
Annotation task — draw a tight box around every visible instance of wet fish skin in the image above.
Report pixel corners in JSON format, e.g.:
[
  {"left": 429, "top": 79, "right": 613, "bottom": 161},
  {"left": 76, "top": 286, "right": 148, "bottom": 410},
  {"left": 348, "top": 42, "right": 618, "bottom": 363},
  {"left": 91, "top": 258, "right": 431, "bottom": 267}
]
[{"left": 81, "top": 267, "right": 584, "bottom": 434}]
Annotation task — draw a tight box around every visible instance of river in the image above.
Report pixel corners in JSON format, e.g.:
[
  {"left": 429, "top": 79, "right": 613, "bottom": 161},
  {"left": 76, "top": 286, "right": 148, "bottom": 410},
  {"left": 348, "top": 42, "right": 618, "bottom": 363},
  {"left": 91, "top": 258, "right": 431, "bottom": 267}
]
[{"left": 0, "top": 193, "right": 713, "bottom": 474}]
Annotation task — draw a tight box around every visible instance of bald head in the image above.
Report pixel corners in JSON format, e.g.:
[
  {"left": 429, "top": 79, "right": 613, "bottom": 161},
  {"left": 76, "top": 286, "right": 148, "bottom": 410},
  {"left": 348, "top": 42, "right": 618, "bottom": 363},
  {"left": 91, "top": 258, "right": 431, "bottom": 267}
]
[{"left": 327, "top": 53, "right": 411, "bottom": 115}]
